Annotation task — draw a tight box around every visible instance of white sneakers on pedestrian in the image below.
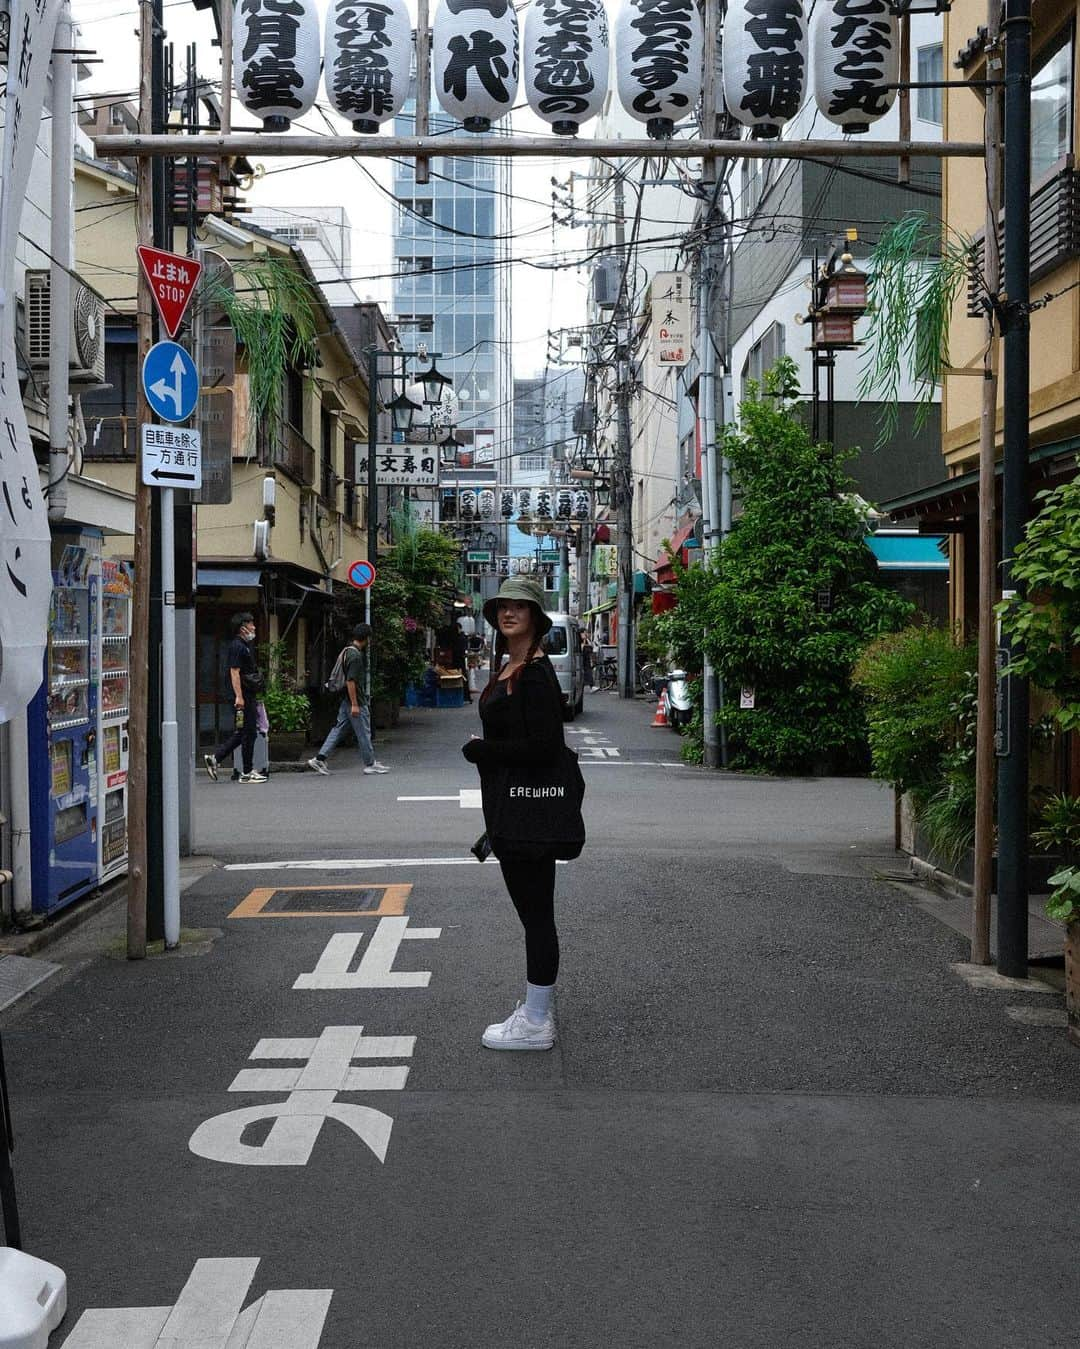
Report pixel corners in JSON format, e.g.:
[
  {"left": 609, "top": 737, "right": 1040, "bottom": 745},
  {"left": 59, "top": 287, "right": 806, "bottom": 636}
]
[
  {"left": 203, "top": 754, "right": 219, "bottom": 782},
  {"left": 239, "top": 771, "right": 267, "bottom": 784},
  {"left": 363, "top": 762, "right": 390, "bottom": 774},
  {"left": 307, "top": 757, "right": 330, "bottom": 775},
  {"left": 481, "top": 1002, "right": 556, "bottom": 1051}
]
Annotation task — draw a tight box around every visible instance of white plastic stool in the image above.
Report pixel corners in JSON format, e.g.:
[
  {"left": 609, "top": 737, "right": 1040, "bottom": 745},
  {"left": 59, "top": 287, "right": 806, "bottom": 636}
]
[{"left": 0, "top": 1248, "right": 67, "bottom": 1348}]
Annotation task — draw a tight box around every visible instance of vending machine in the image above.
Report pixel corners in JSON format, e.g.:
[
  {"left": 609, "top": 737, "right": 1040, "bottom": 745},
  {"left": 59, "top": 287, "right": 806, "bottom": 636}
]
[
  {"left": 95, "top": 561, "right": 132, "bottom": 882},
  {"left": 27, "top": 543, "right": 100, "bottom": 914}
]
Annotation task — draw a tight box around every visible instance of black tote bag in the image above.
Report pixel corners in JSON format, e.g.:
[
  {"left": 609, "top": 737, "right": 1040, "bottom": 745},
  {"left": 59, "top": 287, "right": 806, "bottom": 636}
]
[{"left": 483, "top": 745, "right": 586, "bottom": 861}]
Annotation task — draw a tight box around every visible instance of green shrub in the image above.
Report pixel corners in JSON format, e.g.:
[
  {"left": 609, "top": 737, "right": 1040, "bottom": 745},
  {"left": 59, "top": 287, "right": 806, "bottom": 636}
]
[
  {"left": 656, "top": 359, "right": 912, "bottom": 773},
  {"left": 852, "top": 625, "right": 975, "bottom": 801}
]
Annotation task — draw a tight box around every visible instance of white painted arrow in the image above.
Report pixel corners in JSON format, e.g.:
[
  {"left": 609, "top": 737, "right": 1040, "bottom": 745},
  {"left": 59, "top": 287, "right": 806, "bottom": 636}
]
[{"left": 149, "top": 350, "right": 186, "bottom": 416}]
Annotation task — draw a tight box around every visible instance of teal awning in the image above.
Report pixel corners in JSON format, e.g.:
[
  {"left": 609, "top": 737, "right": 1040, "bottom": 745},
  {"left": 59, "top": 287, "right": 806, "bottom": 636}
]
[{"left": 866, "top": 534, "right": 948, "bottom": 571}]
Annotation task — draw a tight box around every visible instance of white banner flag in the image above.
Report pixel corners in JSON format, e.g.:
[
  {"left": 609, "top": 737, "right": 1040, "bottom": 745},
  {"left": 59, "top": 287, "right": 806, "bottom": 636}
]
[
  {"left": 0, "top": 0, "right": 63, "bottom": 722},
  {"left": 652, "top": 271, "right": 691, "bottom": 368}
]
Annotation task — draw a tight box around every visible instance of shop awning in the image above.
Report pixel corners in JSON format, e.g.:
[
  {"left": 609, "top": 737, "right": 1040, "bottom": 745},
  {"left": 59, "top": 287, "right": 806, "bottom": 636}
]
[
  {"left": 196, "top": 566, "right": 263, "bottom": 588},
  {"left": 582, "top": 598, "right": 616, "bottom": 617},
  {"left": 866, "top": 534, "right": 948, "bottom": 571},
  {"left": 652, "top": 518, "right": 699, "bottom": 571}
]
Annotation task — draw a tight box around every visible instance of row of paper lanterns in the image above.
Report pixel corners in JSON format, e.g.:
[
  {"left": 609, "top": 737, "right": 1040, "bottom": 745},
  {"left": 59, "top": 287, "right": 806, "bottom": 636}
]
[
  {"left": 443, "top": 487, "right": 592, "bottom": 521},
  {"left": 234, "top": 0, "right": 900, "bottom": 140}
]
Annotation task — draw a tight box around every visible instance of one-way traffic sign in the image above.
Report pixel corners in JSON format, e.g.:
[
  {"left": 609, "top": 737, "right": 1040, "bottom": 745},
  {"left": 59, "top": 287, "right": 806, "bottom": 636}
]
[{"left": 141, "top": 424, "right": 202, "bottom": 489}]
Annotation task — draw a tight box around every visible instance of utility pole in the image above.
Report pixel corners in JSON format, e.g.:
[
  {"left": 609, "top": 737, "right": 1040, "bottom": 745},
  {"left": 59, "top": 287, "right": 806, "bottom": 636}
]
[
  {"left": 972, "top": 6, "right": 1003, "bottom": 967},
  {"left": 698, "top": 0, "right": 722, "bottom": 766},
  {"left": 997, "top": 0, "right": 1032, "bottom": 978},
  {"left": 613, "top": 171, "right": 635, "bottom": 699},
  {"left": 128, "top": 0, "right": 155, "bottom": 960}
]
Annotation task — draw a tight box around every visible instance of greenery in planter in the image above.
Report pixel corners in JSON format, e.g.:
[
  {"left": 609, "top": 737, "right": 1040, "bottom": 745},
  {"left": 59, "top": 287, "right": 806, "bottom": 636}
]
[
  {"left": 655, "top": 360, "right": 912, "bottom": 773},
  {"left": 1030, "top": 795, "right": 1080, "bottom": 921},
  {"left": 258, "top": 639, "right": 311, "bottom": 734},
  {"left": 635, "top": 610, "right": 669, "bottom": 666}
]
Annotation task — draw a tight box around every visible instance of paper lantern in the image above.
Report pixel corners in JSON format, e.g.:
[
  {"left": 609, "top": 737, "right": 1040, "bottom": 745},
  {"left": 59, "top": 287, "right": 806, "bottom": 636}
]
[
  {"left": 517, "top": 488, "right": 532, "bottom": 515},
  {"left": 433, "top": 0, "right": 520, "bottom": 132},
  {"left": 523, "top": 0, "right": 609, "bottom": 136},
  {"left": 324, "top": 0, "right": 411, "bottom": 133},
  {"left": 615, "top": 0, "right": 703, "bottom": 140},
  {"left": 234, "top": 0, "right": 322, "bottom": 132},
  {"left": 500, "top": 489, "right": 515, "bottom": 518},
  {"left": 722, "top": 0, "right": 808, "bottom": 138},
  {"left": 459, "top": 489, "right": 477, "bottom": 521},
  {"left": 479, "top": 489, "right": 496, "bottom": 519},
  {"left": 536, "top": 489, "right": 553, "bottom": 520},
  {"left": 556, "top": 489, "right": 573, "bottom": 519},
  {"left": 811, "top": 0, "right": 898, "bottom": 133},
  {"left": 573, "top": 489, "right": 591, "bottom": 519}
]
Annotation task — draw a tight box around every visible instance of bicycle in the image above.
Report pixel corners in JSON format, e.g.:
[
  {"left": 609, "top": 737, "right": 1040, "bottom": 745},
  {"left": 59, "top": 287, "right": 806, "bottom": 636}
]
[{"left": 597, "top": 656, "right": 618, "bottom": 691}]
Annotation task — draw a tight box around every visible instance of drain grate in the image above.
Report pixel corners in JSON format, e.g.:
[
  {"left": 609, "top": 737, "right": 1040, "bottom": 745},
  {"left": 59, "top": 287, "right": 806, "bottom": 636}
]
[
  {"left": 262, "top": 888, "right": 385, "bottom": 913},
  {"left": 0, "top": 954, "right": 61, "bottom": 1012}
]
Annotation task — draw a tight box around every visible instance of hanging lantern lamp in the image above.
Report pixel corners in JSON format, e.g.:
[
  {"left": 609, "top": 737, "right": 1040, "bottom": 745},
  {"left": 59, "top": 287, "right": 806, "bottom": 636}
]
[
  {"left": 324, "top": 0, "right": 412, "bottom": 133},
  {"left": 234, "top": 0, "right": 322, "bottom": 132},
  {"left": 523, "top": 0, "right": 610, "bottom": 136},
  {"left": 722, "top": 0, "right": 808, "bottom": 139},
  {"left": 811, "top": 0, "right": 898, "bottom": 133},
  {"left": 433, "top": 0, "right": 520, "bottom": 132},
  {"left": 615, "top": 0, "right": 703, "bottom": 140}
]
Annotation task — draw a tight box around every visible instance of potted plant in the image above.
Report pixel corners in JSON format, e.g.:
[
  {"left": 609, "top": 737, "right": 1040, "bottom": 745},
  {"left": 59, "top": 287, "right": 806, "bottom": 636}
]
[
  {"left": 1031, "top": 794, "right": 1080, "bottom": 1043},
  {"left": 258, "top": 639, "right": 311, "bottom": 761}
]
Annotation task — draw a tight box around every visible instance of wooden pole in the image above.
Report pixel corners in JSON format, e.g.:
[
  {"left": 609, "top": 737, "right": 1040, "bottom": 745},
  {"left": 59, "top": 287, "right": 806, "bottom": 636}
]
[
  {"left": 972, "top": 15, "right": 1003, "bottom": 965},
  {"left": 414, "top": 0, "right": 430, "bottom": 185},
  {"left": 127, "top": 0, "right": 154, "bottom": 960},
  {"left": 220, "top": 0, "right": 232, "bottom": 135},
  {"left": 94, "top": 133, "right": 985, "bottom": 161}
]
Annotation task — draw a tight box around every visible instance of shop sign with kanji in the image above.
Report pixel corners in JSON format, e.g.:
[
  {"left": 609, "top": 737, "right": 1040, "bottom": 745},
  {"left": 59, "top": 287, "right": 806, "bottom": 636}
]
[{"left": 375, "top": 446, "right": 439, "bottom": 486}]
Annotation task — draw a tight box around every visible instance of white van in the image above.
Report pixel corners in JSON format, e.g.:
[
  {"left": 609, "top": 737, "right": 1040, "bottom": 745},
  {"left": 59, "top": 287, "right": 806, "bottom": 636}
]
[{"left": 543, "top": 613, "right": 585, "bottom": 720}]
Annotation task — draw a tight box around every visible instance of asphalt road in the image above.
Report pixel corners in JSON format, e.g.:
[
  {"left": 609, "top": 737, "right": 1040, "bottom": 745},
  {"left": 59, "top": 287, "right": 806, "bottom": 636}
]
[{"left": 6, "top": 692, "right": 1080, "bottom": 1347}]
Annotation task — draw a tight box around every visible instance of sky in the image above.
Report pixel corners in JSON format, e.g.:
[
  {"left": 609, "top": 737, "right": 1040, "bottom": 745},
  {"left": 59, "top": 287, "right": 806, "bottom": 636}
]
[{"left": 71, "top": 0, "right": 591, "bottom": 379}]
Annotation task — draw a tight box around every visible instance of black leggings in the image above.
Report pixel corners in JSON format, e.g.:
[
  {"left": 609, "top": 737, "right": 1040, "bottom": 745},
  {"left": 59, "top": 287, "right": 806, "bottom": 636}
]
[{"left": 499, "top": 854, "right": 559, "bottom": 986}]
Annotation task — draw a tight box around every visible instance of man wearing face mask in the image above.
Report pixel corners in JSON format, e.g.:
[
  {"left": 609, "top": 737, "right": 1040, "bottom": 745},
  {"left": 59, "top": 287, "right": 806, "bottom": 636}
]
[{"left": 204, "top": 611, "right": 266, "bottom": 784}]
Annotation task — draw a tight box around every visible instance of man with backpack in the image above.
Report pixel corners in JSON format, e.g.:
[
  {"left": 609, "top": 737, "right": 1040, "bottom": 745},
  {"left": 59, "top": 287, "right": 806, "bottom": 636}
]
[{"left": 307, "top": 623, "right": 389, "bottom": 776}]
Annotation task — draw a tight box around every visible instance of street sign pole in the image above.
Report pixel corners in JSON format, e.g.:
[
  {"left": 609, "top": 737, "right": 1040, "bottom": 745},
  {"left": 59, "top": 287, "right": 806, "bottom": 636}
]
[{"left": 160, "top": 484, "right": 180, "bottom": 949}]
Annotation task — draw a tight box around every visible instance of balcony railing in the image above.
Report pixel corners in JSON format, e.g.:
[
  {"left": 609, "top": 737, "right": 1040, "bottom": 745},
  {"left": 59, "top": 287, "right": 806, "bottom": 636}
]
[
  {"left": 968, "top": 162, "right": 1080, "bottom": 315},
  {"left": 257, "top": 415, "right": 314, "bottom": 486}
]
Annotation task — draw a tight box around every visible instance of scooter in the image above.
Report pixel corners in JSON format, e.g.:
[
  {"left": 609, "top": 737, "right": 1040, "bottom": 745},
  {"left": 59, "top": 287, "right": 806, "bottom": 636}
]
[{"left": 666, "top": 669, "right": 693, "bottom": 731}]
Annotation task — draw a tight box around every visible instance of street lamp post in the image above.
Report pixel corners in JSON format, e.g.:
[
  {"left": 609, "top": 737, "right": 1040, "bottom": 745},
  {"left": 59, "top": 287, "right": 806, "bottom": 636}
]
[{"left": 365, "top": 346, "right": 451, "bottom": 568}]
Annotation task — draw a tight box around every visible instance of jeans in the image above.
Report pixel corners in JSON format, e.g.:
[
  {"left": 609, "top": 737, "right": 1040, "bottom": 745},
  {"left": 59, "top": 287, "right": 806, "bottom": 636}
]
[
  {"left": 215, "top": 707, "right": 257, "bottom": 774},
  {"left": 318, "top": 699, "right": 375, "bottom": 766}
]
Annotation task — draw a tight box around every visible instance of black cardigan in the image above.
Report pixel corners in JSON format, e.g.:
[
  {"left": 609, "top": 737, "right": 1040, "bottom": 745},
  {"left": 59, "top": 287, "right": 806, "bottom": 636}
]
[{"left": 461, "top": 656, "right": 565, "bottom": 771}]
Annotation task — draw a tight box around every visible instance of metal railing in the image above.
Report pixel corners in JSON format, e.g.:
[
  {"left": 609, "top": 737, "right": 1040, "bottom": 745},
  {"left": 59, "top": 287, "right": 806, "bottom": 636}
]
[{"left": 257, "top": 415, "right": 314, "bottom": 486}]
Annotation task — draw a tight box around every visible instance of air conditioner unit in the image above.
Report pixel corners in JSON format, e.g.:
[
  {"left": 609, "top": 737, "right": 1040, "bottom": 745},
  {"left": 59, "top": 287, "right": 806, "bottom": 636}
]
[
  {"left": 591, "top": 257, "right": 622, "bottom": 311},
  {"left": 24, "top": 269, "right": 106, "bottom": 387}
]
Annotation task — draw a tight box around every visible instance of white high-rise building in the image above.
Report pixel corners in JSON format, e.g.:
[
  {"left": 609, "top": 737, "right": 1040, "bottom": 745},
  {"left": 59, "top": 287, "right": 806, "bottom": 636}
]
[{"left": 245, "top": 205, "right": 358, "bottom": 306}]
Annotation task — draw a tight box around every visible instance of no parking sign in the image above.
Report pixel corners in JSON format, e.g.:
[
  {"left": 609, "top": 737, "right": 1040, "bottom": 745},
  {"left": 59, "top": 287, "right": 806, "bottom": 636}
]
[{"left": 347, "top": 560, "right": 377, "bottom": 590}]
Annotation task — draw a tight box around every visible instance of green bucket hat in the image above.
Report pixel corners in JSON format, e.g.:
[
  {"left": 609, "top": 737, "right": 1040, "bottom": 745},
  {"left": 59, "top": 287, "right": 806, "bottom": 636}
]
[{"left": 482, "top": 576, "right": 553, "bottom": 636}]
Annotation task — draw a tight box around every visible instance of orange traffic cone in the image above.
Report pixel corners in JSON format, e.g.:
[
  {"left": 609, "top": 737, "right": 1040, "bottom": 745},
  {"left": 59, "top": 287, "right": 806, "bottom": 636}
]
[{"left": 652, "top": 687, "right": 669, "bottom": 728}]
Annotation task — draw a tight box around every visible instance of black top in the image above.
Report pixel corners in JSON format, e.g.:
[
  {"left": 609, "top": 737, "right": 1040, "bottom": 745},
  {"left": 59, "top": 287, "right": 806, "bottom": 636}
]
[
  {"left": 224, "top": 636, "right": 260, "bottom": 699},
  {"left": 462, "top": 656, "right": 565, "bottom": 771}
]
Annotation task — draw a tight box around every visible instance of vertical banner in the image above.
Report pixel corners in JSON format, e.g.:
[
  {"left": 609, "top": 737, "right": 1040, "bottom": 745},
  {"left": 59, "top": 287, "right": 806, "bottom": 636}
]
[
  {"left": 652, "top": 271, "right": 691, "bottom": 367},
  {"left": 0, "top": 0, "right": 63, "bottom": 722}
]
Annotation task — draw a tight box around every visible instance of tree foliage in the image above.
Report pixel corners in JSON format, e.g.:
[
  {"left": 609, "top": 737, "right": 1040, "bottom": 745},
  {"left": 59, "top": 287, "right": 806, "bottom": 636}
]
[{"left": 657, "top": 360, "right": 912, "bottom": 773}]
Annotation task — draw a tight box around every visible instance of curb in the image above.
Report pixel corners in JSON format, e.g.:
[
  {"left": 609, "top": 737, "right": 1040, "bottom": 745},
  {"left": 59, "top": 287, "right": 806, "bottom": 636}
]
[{"left": 0, "top": 878, "right": 127, "bottom": 958}]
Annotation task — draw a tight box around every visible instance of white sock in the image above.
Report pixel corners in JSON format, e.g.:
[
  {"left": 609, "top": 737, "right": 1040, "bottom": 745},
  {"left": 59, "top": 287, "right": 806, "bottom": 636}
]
[{"left": 523, "top": 982, "right": 554, "bottom": 1023}]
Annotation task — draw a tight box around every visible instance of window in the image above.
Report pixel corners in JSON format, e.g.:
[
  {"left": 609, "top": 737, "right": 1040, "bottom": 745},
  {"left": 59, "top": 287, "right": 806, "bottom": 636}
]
[
  {"left": 1032, "top": 29, "right": 1073, "bottom": 182},
  {"left": 321, "top": 408, "right": 335, "bottom": 505},
  {"left": 741, "top": 322, "right": 786, "bottom": 393},
  {"left": 916, "top": 45, "right": 943, "bottom": 125}
]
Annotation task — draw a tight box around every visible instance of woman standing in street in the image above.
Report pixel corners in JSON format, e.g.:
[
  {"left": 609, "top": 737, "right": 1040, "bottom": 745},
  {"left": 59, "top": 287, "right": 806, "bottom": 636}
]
[{"left": 463, "top": 576, "right": 580, "bottom": 1051}]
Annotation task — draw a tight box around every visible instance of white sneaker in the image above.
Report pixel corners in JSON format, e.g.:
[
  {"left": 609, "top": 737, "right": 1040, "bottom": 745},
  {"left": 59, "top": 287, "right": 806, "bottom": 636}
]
[
  {"left": 363, "top": 762, "right": 390, "bottom": 774},
  {"left": 239, "top": 771, "right": 267, "bottom": 783},
  {"left": 203, "top": 754, "right": 219, "bottom": 782},
  {"left": 481, "top": 1002, "right": 556, "bottom": 1051},
  {"left": 307, "top": 757, "right": 330, "bottom": 775}
]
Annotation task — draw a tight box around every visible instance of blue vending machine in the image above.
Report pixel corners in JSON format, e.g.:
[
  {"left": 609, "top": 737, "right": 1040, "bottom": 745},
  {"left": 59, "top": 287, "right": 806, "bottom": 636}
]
[{"left": 27, "top": 543, "right": 100, "bottom": 914}]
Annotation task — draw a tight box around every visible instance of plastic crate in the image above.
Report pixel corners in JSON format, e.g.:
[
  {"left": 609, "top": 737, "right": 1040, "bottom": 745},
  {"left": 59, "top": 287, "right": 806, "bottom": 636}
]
[{"left": 436, "top": 686, "right": 465, "bottom": 708}]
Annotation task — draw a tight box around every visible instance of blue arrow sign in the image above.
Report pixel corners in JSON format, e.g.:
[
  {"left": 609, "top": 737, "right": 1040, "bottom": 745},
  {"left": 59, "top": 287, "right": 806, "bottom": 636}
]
[{"left": 142, "top": 341, "right": 199, "bottom": 423}]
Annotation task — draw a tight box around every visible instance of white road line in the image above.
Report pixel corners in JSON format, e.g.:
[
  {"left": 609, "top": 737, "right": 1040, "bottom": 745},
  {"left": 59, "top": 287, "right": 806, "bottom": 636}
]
[
  {"left": 397, "top": 789, "right": 482, "bottom": 809},
  {"left": 224, "top": 856, "right": 503, "bottom": 872}
]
